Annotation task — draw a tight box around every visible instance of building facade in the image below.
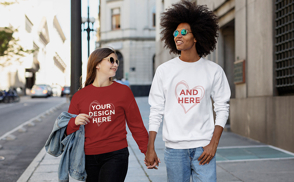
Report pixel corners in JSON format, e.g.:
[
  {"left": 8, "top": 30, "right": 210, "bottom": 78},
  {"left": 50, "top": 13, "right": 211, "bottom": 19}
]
[
  {"left": 98, "top": 0, "right": 156, "bottom": 96},
  {"left": 0, "top": 0, "right": 69, "bottom": 95},
  {"left": 195, "top": 0, "right": 294, "bottom": 153}
]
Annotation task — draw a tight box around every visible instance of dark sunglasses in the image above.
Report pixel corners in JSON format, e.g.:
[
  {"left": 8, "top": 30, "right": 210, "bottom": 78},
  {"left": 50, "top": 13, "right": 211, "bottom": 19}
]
[
  {"left": 106, "top": 57, "right": 119, "bottom": 66},
  {"left": 173, "top": 29, "right": 192, "bottom": 37}
]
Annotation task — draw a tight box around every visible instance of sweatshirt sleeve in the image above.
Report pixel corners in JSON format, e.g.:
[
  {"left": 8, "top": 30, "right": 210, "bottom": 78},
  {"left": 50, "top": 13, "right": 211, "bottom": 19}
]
[
  {"left": 66, "top": 95, "right": 80, "bottom": 135},
  {"left": 148, "top": 67, "right": 165, "bottom": 132},
  {"left": 211, "top": 67, "right": 231, "bottom": 128},
  {"left": 125, "top": 98, "right": 149, "bottom": 154}
]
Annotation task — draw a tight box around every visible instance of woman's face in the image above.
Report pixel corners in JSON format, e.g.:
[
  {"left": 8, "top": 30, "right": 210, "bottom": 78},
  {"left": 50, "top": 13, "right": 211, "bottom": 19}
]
[
  {"left": 96, "top": 53, "right": 119, "bottom": 78},
  {"left": 174, "top": 23, "right": 196, "bottom": 52}
]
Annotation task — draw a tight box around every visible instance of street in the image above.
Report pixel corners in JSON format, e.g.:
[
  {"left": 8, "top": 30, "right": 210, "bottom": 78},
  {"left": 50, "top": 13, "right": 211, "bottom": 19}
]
[{"left": 0, "top": 96, "right": 68, "bottom": 182}]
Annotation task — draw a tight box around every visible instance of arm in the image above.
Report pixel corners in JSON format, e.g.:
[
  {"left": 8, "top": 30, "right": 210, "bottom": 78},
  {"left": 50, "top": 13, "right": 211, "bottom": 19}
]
[
  {"left": 66, "top": 95, "right": 90, "bottom": 135},
  {"left": 198, "top": 68, "right": 231, "bottom": 165},
  {"left": 145, "top": 67, "right": 165, "bottom": 169},
  {"left": 145, "top": 131, "right": 160, "bottom": 169},
  {"left": 125, "top": 99, "right": 149, "bottom": 154}
]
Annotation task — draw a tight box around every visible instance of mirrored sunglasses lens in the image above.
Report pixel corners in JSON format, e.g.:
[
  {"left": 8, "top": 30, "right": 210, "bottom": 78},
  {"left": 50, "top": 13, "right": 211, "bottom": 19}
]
[
  {"left": 181, "top": 29, "right": 187, "bottom": 35},
  {"left": 173, "top": 30, "right": 179, "bottom": 37}
]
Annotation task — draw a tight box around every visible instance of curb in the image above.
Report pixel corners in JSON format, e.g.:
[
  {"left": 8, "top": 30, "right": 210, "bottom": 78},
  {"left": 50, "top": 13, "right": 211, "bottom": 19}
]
[
  {"left": 10, "top": 102, "right": 66, "bottom": 181},
  {"left": 0, "top": 102, "right": 65, "bottom": 141},
  {"left": 17, "top": 147, "right": 47, "bottom": 182}
]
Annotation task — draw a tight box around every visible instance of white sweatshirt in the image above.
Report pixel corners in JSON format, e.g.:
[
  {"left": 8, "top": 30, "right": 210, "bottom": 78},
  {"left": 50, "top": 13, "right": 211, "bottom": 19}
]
[{"left": 149, "top": 57, "right": 231, "bottom": 149}]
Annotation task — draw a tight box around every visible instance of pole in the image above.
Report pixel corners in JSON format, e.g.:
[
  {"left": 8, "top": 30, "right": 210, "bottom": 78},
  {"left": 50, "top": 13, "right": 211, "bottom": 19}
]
[
  {"left": 87, "top": 6, "right": 90, "bottom": 57},
  {"left": 70, "top": 0, "right": 82, "bottom": 97}
]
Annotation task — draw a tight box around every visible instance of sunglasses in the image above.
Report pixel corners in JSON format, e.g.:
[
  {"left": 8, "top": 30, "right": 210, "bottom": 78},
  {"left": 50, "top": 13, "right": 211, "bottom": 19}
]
[
  {"left": 105, "top": 57, "right": 119, "bottom": 66},
  {"left": 173, "top": 29, "right": 192, "bottom": 37}
]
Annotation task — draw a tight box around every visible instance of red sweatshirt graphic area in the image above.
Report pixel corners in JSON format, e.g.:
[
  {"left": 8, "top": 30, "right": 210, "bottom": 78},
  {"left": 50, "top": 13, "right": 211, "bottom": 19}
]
[{"left": 66, "top": 82, "right": 148, "bottom": 155}]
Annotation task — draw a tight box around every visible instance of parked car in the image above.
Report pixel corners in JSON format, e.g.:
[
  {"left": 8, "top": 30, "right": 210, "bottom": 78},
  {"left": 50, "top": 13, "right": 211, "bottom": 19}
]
[
  {"left": 61, "top": 86, "right": 70, "bottom": 97},
  {"left": 31, "top": 84, "right": 52, "bottom": 98},
  {"left": 0, "top": 89, "right": 20, "bottom": 103}
]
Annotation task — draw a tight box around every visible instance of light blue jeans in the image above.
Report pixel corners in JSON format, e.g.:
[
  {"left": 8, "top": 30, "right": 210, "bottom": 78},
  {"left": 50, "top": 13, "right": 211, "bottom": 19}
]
[{"left": 164, "top": 147, "right": 216, "bottom": 182}]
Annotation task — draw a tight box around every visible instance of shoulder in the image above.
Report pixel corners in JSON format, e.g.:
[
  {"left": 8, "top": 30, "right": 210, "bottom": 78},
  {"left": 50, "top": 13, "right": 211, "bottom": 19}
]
[
  {"left": 201, "top": 58, "right": 224, "bottom": 73},
  {"left": 113, "top": 81, "right": 135, "bottom": 100},
  {"left": 71, "top": 85, "right": 92, "bottom": 101},
  {"left": 156, "top": 57, "right": 178, "bottom": 74},
  {"left": 114, "top": 81, "right": 133, "bottom": 93}
]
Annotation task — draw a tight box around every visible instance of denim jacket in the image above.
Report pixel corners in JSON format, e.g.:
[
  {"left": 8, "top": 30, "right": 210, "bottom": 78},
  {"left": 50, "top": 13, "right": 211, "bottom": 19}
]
[{"left": 45, "top": 112, "right": 87, "bottom": 182}]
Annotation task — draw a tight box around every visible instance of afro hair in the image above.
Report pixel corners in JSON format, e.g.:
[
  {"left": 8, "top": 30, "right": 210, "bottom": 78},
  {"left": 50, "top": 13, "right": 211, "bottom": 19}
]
[{"left": 160, "top": 0, "right": 219, "bottom": 57}]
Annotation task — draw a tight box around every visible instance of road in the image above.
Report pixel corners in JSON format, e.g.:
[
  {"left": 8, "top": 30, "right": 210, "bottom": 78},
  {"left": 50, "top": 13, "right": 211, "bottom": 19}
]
[{"left": 0, "top": 96, "right": 69, "bottom": 182}]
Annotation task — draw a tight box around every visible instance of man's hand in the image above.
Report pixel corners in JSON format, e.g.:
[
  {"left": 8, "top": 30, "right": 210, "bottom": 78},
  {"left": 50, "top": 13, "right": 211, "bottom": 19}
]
[
  {"left": 144, "top": 148, "right": 160, "bottom": 169},
  {"left": 198, "top": 142, "right": 217, "bottom": 165},
  {"left": 198, "top": 125, "right": 223, "bottom": 165},
  {"left": 144, "top": 131, "right": 160, "bottom": 169}
]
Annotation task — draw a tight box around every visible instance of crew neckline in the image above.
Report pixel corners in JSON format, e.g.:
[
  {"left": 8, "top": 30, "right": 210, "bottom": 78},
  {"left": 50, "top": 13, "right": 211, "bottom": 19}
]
[
  {"left": 176, "top": 56, "right": 203, "bottom": 65},
  {"left": 90, "top": 81, "right": 117, "bottom": 89}
]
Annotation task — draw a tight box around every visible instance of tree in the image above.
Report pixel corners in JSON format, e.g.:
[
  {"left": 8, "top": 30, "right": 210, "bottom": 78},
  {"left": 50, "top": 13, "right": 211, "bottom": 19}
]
[{"left": 0, "top": 26, "right": 35, "bottom": 66}]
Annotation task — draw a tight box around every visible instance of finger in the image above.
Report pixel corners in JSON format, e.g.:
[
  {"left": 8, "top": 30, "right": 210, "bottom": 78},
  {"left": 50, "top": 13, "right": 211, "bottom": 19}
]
[
  {"left": 80, "top": 114, "right": 91, "bottom": 118},
  {"left": 158, "top": 158, "right": 161, "bottom": 164},
  {"left": 80, "top": 116, "right": 90, "bottom": 123},
  {"left": 200, "top": 154, "right": 208, "bottom": 164},
  {"left": 198, "top": 152, "right": 205, "bottom": 161},
  {"left": 151, "top": 162, "right": 157, "bottom": 168},
  {"left": 202, "top": 156, "right": 212, "bottom": 165}
]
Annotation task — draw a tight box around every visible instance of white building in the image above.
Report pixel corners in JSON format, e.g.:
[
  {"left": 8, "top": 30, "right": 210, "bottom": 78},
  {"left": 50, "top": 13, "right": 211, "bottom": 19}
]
[
  {"left": 98, "top": 0, "right": 156, "bottom": 96},
  {"left": 0, "top": 0, "right": 69, "bottom": 95}
]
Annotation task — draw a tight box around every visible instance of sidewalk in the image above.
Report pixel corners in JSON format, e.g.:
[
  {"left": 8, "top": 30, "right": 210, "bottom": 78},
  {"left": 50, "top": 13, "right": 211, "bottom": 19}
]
[{"left": 18, "top": 97, "right": 294, "bottom": 182}]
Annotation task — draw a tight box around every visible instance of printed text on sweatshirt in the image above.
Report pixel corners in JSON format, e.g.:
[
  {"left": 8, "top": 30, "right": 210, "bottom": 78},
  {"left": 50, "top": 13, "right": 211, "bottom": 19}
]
[
  {"left": 148, "top": 57, "right": 231, "bottom": 149},
  {"left": 66, "top": 82, "right": 148, "bottom": 155}
]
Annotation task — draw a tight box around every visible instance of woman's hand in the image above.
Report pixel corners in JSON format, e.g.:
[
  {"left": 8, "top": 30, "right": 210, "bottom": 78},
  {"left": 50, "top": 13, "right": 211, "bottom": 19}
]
[{"left": 75, "top": 114, "right": 91, "bottom": 126}]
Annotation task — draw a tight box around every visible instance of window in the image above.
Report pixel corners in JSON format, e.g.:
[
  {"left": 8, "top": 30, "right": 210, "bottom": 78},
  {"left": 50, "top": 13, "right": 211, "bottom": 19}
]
[
  {"left": 25, "top": 15, "right": 33, "bottom": 33},
  {"left": 153, "top": 13, "right": 156, "bottom": 27},
  {"left": 274, "top": 0, "right": 294, "bottom": 95},
  {"left": 111, "top": 8, "right": 121, "bottom": 30},
  {"left": 152, "top": 6, "right": 156, "bottom": 27}
]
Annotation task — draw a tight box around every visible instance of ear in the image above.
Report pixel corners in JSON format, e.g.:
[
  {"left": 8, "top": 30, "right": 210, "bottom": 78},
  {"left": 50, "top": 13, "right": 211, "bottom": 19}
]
[
  {"left": 96, "top": 64, "right": 100, "bottom": 70},
  {"left": 194, "top": 38, "right": 197, "bottom": 43}
]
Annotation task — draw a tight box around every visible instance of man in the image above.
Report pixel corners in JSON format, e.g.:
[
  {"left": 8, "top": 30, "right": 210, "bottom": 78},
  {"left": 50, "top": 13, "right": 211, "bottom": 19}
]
[{"left": 144, "top": 1, "right": 231, "bottom": 181}]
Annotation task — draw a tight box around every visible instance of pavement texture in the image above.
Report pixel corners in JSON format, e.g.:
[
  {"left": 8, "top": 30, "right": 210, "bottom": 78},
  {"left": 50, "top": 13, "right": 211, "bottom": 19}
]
[{"left": 17, "top": 97, "right": 294, "bottom": 182}]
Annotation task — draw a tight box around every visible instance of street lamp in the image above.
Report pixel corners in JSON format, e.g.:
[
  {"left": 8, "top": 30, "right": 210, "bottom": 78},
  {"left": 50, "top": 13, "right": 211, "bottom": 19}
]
[{"left": 82, "top": 1, "right": 95, "bottom": 58}]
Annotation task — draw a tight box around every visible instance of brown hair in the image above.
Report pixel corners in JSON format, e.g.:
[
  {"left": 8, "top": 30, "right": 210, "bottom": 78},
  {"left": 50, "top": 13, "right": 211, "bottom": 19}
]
[{"left": 84, "top": 48, "right": 116, "bottom": 87}]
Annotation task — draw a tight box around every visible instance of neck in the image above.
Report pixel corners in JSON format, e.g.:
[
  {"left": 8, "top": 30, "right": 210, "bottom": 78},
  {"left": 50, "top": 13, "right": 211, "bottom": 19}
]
[
  {"left": 92, "top": 74, "right": 112, "bottom": 87},
  {"left": 179, "top": 44, "right": 201, "bottom": 62}
]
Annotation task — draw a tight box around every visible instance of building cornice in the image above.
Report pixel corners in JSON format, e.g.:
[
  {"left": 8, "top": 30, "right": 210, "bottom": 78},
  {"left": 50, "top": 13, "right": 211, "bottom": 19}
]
[
  {"left": 106, "top": 0, "right": 123, "bottom": 3},
  {"left": 98, "top": 37, "right": 155, "bottom": 44},
  {"left": 53, "top": 16, "right": 66, "bottom": 42}
]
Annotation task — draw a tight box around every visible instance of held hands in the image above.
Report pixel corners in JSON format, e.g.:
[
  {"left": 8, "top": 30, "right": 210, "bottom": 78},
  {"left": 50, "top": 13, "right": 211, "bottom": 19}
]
[
  {"left": 75, "top": 114, "right": 91, "bottom": 126},
  {"left": 144, "top": 148, "right": 161, "bottom": 169}
]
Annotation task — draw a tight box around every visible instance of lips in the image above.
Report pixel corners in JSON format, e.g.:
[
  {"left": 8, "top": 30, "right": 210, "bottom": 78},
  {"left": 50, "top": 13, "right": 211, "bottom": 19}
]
[{"left": 176, "top": 40, "right": 183, "bottom": 46}]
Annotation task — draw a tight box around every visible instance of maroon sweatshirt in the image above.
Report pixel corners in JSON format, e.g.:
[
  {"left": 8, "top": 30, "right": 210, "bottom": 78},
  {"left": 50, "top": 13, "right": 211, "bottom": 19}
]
[{"left": 66, "top": 82, "right": 148, "bottom": 155}]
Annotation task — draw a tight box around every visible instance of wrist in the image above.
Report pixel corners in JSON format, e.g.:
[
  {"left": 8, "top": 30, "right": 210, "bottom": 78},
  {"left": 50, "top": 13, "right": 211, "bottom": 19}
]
[{"left": 147, "top": 144, "right": 155, "bottom": 150}]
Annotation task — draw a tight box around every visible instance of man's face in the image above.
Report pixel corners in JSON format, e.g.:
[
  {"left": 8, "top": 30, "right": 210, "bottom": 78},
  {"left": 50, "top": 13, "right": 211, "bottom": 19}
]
[{"left": 174, "top": 23, "right": 196, "bottom": 52}]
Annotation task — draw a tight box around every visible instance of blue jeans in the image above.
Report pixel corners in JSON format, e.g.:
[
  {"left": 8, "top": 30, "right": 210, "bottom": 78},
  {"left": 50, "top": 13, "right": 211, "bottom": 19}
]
[{"left": 164, "top": 147, "right": 216, "bottom": 182}]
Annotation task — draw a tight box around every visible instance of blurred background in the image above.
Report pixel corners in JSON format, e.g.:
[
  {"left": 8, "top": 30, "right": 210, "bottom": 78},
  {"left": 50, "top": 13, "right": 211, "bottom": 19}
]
[{"left": 0, "top": 0, "right": 293, "bottom": 181}]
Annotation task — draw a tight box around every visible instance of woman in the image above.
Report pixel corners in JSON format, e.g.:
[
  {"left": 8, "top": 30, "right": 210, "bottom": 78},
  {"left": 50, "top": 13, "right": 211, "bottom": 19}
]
[{"left": 66, "top": 48, "right": 148, "bottom": 182}]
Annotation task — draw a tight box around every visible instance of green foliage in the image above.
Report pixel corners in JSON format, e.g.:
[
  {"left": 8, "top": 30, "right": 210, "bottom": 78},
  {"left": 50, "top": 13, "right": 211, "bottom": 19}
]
[
  {"left": 0, "top": 0, "right": 17, "bottom": 6},
  {"left": 0, "top": 27, "right": 13, "bottom": 56},
  {"left": 0, "top": 26, "right": 35, "bottom": 66}
]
